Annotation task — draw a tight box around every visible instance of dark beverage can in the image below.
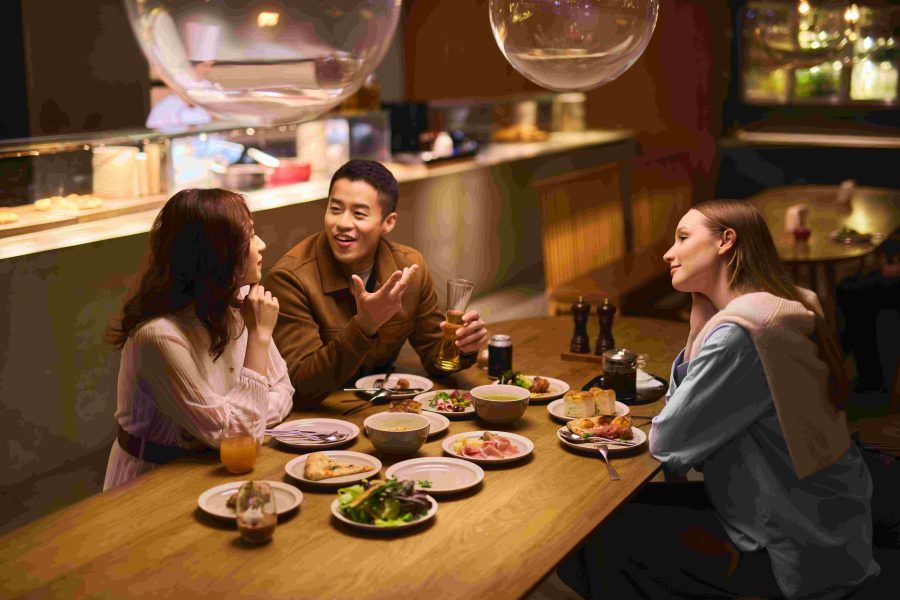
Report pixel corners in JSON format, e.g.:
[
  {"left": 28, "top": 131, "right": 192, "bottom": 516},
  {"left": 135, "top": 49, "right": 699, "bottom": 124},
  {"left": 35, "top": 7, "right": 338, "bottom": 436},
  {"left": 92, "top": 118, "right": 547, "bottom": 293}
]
[{"left": 488, "top": 334, "right": 513, "bottom": 378}]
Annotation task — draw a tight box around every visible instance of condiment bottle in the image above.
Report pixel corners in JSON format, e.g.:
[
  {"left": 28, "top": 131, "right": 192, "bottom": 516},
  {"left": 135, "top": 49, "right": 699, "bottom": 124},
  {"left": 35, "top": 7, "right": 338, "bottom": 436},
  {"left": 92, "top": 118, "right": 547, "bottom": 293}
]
[
  {"left": 595, "top": 297, "right": 616, "bottom": 355},
  {"left": 570, "top": 296, "right": 591, "bottom": 353}
]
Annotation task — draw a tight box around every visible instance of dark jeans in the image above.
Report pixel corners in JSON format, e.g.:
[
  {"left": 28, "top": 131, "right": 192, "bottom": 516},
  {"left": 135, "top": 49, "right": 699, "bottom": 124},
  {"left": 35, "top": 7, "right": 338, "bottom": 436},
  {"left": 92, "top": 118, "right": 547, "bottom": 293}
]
[
  {"left": 836, "top": 271, "right": 900, "bottom": 391},
  {"left": 557, "top": 482, "right": 784, "bottom": 600}
]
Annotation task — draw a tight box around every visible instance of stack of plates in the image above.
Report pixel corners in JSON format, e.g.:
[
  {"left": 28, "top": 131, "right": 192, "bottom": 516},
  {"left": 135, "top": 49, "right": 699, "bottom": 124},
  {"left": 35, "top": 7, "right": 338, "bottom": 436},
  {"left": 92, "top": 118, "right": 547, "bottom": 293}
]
[{"left": 92, "top": 146, "right": 139, "bottom": 199}]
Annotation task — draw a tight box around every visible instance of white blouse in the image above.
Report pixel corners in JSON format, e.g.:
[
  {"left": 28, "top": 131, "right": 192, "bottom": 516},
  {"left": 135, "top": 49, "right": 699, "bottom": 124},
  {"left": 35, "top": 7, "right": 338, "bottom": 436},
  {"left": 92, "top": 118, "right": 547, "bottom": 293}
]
[{"left": 104, "top": 309, "right": 294, "bottom": 490}]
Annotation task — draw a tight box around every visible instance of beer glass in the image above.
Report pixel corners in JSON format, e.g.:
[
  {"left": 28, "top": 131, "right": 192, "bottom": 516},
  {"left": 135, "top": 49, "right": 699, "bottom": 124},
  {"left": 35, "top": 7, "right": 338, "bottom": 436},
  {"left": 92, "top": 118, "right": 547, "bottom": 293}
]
[{"left": 434, "top": 278, "right": 475, "bottom": 372}]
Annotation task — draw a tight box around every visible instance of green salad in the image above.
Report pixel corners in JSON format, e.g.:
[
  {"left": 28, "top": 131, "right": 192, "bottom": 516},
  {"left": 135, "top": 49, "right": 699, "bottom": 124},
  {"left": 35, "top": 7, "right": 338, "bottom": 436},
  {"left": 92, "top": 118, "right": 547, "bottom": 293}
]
[
  {"left": 499, "top": 370, "right": 533, "bottom": 390},
  {"left": 337, "top": 478, "right": 431, "bottom": 527}
]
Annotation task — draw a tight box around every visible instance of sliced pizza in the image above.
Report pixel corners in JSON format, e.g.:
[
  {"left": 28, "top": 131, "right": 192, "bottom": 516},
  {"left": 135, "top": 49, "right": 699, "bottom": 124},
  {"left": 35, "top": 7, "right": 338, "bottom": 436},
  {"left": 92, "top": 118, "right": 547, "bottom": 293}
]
[{"left": 304, "top": 452, "right": 375, "bottom": 481}]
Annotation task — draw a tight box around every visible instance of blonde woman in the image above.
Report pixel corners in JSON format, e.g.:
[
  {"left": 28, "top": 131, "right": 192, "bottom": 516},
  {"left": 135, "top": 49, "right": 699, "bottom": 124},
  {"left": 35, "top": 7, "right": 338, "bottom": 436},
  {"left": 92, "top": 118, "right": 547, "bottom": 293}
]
[{"left": 560, "top": 200, "right": 878, "bottom": 599}]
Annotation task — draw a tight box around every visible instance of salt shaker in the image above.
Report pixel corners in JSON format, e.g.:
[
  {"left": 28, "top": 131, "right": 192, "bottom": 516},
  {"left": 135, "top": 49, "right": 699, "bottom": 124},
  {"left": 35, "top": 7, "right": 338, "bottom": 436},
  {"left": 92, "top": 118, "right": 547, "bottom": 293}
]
[
  {"left": 595, "top": 297, "right": 616, "bottom": 355},
  {"left": 570, "top": 296, "right": 591, "bottom": 353}
]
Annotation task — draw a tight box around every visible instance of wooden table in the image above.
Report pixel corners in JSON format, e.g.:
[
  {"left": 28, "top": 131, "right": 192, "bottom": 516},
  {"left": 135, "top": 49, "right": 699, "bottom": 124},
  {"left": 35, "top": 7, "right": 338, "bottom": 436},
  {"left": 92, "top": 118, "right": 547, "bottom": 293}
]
[
  {"left": 0, "top": 316, "right": 687, "bottom": 600},
  {"left": 746, "top": 185, "right": 900, "bottom": 319}
]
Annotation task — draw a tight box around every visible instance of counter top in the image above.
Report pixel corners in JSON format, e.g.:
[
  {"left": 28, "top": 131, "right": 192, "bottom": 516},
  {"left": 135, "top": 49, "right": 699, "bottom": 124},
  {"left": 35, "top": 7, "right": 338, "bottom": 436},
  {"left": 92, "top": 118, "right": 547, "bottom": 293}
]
[
  {"left": 723, "top": 129, "right": 900, "bottom": 149},
  {"left": 0, "top": 130, "right": 634, "bottom": 261}
]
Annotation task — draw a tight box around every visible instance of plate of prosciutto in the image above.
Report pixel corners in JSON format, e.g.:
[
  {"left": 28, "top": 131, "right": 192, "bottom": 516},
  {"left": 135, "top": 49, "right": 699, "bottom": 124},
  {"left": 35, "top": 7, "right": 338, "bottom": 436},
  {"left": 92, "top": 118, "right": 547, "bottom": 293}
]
[{"left": 441, "top": 431, "right": 533, "bottom": 464}]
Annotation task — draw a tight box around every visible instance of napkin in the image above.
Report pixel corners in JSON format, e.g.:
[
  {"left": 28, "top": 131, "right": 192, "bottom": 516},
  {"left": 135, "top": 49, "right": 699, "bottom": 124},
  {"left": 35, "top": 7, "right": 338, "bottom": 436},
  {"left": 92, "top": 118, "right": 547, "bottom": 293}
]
[{"left": 637, "top": 368, "right": 664, "bottom": 390}]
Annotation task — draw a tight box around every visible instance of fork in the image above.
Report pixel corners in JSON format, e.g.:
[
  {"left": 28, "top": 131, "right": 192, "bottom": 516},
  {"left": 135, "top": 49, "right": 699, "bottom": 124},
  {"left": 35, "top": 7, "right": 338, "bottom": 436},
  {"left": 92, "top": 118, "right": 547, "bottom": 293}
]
[
  {"left": 343, "top": 388, "right": 393, "bottom": 416},
  {"left": 596, "top": 444, "right": 620, "bottom": 481}
]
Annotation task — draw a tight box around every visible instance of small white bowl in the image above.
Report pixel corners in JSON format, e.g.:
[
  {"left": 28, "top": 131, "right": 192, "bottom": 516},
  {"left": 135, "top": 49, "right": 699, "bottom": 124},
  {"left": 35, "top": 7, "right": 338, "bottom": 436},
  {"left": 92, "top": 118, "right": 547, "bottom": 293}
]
[
  {"left": 470, "top": 384, "right": 530, "bottom": 424},
  {"left": 364, "top": 412, "right": 430, "bottom": 455}
]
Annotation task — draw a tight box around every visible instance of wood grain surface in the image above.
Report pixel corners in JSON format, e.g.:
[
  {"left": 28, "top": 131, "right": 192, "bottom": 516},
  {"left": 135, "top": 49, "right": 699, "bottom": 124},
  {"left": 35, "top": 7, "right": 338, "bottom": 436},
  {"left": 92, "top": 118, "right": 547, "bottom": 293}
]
[{"left": 0, "top": 316, "right": 688, "bottom": 599}]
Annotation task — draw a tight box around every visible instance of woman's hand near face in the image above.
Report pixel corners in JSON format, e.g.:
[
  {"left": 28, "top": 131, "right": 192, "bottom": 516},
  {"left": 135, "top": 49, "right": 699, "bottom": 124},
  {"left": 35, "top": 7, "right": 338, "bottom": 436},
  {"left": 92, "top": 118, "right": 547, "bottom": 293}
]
[{"left": 240, "top": 283, "right": 279, "bottom": 343}]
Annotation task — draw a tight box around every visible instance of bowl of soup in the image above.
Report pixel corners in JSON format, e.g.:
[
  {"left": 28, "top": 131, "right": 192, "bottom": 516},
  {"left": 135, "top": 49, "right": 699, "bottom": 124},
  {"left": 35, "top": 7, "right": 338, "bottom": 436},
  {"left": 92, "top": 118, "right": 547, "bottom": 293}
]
[
  {"left": 470, "top": 384, "right": 530, "bottom": 424},
  {"left": 364, "top": 412, "right": 430, "bottom": 455}
]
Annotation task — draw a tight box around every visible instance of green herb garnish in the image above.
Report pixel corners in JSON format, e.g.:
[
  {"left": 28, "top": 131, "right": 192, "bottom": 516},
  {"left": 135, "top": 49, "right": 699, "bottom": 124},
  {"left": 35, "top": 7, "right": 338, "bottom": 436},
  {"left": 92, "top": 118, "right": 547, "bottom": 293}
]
[{"left": 418, "top": 479, "right": 433, "bottom": 489}]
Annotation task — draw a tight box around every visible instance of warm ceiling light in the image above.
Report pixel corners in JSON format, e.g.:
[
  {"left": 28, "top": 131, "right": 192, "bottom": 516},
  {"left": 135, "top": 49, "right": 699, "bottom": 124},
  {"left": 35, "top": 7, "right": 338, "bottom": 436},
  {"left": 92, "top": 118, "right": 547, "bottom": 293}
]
[
  {"left": 257, "top": 11, "right": 280, "bottom": 28},
  {"left": 844, "top": 4, "right": 859, "bottom": 24},
  {"left": 798, "top": 0, "right": 810, "bottom": 16}
]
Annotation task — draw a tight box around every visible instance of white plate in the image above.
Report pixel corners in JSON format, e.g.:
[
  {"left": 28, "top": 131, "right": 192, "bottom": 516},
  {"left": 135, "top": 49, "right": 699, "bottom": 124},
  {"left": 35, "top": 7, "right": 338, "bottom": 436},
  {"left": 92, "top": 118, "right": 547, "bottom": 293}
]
[
  {"left": 415, "top": 390, "right": 476, "bottom": 418},
  {"left": 556, "top": 426, "right": 648, "bottom": 454},
  {"left": 385, "top": 457, "right": 484, "bottom": 494},
  {"left": 197, "top": 480, "right": 303, "bottom": 520},
  {"left": 546, "top": 399, "right": 630, "bottom": 422},
  {"left": 330, "top": 494, "right": 438, "bottom": 531},
  {"left": 284, "top": 451, "right": 382, "bottom": 487},
  {"left": 355, "top": 373, "right": 434, "bottom": 397},
  {"left": 441, "top": 431, "right": 534, "bottom": 464},
  {"left": 493, "top": 375, "right": 569, "bottom": 402},
  {"left": 270, "top": 418, "right": 360, "bottom": 449}
]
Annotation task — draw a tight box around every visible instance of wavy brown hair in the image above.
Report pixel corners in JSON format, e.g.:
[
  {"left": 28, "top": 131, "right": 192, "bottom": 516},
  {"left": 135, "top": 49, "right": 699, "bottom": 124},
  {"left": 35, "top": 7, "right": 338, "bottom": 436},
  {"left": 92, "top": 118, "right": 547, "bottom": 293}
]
[
  {"left": 693, "top": 199, "right": 848, "bottom": 410},
  {"left": 107, "top": 188, "right": 252, "bottom": 360}
]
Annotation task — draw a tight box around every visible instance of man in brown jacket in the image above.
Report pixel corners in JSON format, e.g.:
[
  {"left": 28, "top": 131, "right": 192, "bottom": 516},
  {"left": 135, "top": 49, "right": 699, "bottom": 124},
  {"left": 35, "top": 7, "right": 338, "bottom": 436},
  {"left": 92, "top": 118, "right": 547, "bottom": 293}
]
[{"left": 264, "top": 160, "right": 488, "bottom": 407}]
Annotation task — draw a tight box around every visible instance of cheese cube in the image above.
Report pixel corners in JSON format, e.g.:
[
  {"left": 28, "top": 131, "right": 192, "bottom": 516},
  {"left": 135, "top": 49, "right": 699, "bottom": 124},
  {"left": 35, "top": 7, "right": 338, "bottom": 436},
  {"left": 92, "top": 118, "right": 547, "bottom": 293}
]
[{"left": 563, "top": 391, "right": 595, "bottom": 418}]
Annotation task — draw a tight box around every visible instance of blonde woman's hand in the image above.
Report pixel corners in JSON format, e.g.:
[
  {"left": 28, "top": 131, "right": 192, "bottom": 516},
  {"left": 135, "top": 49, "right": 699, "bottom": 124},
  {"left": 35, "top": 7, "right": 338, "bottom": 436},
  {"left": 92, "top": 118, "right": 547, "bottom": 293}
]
[{"left": 240, "top": 283, "right": 279, "bottom": 343}]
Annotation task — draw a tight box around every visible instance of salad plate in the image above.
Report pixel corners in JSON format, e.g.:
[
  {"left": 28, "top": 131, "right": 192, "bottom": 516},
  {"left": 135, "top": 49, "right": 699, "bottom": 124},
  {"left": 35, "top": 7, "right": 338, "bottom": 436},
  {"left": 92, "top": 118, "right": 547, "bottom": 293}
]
[
  {"left": 546, "top": 399, "right": 629, "bottom": 422},
  {"left": 385, "top": 457, "right": 484, "bottom": 494},
  {"left": 331, "top": 479, "right": 438, "bottom": 531},
  {"left": 556, "top": 426, "right": 647, "bottom": 455},
  {"left": 198, "top": 480, "right": 303, "bottom": 520},
  {"left": 415, "top": 390, "right": 476, "bottom": 418},
  {"left": 494, "top": 373, "right": 569, "bottom": 402},
  {"left": 355, "top": 373, "right": 433, "bottom": 398},
  {"left": 284, "top": 451, "right": 382, "bottom": 487},
  {"left": 269, "top": 418, "right": 359, "bottom": 449},
  {"left": 441, "top": 430, "right": 534, "bottom": 464}
]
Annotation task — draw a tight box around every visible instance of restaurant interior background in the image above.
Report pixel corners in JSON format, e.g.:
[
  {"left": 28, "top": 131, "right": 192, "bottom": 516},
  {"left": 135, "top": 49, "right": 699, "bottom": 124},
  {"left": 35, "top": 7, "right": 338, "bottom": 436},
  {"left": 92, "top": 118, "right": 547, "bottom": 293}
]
[{"left": 0, "top": 0, "right": 897, "bottom": 534}]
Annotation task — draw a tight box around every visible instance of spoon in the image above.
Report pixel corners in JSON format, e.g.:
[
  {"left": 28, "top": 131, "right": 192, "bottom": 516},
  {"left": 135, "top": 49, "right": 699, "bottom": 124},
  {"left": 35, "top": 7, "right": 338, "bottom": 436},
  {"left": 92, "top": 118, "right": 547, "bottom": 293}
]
[
  {"left": 557, "top": 427, "right": 638, "bottom": 447},
  {"left": 343, "top": 388, "right": 393, "bottom": 416}
]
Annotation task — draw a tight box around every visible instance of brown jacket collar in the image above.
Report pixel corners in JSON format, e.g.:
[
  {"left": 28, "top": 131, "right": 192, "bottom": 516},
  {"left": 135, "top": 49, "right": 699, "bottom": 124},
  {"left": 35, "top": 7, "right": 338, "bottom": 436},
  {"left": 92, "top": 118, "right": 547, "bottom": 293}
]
[{"left": 315, "top": 232, "right": 400, "bottom": 294}]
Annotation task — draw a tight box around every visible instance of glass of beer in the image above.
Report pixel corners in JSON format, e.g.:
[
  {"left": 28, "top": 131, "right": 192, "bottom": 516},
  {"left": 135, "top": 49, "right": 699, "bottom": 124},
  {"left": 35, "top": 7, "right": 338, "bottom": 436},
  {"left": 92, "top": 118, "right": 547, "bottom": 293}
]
[
  {"left": 434, "top": 278, "right": 475, "bottom": 372},
  {"left": 220, "top": 422, "right": 258, "bottom": 474}
]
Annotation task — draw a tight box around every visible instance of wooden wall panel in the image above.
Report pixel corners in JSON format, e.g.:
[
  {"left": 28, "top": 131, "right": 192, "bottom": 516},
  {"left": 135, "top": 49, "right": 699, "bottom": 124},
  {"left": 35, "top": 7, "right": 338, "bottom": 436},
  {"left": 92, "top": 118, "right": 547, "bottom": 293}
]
[
  {"left": 535, "top": 165, "right": 625, "bottom": 290},
  {"left": 631, "top": 153, "right": 694, "bottom": 251}
]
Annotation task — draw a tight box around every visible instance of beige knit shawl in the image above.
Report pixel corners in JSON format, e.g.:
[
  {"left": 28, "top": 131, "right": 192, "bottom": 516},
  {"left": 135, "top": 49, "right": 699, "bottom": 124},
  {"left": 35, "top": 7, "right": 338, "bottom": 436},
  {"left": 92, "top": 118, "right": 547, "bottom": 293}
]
[{"left": 688, "top": 290, "right": 849, "bottom": 480}]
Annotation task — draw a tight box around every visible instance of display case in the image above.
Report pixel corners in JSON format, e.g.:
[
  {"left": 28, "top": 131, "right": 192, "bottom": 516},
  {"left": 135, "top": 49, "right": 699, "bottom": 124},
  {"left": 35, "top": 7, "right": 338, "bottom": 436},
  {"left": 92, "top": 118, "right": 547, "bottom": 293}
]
[
  {"left": 0, "top": 110, "right": 390, "bottom": 238},
  {"left": 741, "top": 1, "right": 898, "bottom": 105}
]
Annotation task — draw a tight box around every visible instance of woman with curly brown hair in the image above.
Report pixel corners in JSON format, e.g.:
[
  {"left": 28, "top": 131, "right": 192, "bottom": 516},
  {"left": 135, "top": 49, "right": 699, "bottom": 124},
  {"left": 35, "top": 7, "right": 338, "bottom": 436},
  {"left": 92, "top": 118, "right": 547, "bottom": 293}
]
[{"left": 103, "top": 188, "right": 293, "bottom": 489}]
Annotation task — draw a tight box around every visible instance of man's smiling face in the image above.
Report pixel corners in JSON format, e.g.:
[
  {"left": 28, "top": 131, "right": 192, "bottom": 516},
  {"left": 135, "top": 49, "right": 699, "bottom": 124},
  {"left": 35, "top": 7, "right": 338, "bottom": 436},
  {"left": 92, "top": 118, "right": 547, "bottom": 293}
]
[{"left": 324, "top": 178, "right": 396, "bottom": 272}]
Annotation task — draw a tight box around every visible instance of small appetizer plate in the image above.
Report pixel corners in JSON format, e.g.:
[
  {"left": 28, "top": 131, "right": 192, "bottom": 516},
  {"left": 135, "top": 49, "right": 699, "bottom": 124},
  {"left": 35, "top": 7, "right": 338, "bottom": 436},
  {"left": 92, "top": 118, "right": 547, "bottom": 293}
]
[
  {"left": 415, "top": 390, "right": 476, "bottom": 418},
  {"left": 385, "top": 457, "right": 484, "bottom": 494},
  {"left": 492, "top": 375, "right": 569, "bottom": 402},
  {"left": 198, "top": 480, "right": 303, "bottom": 520},
  {"left": 556, "top": 426, "right": 647, "bottom": 455},
  {"left": 330, "top": 495, "right": 438, "bottom": 531},
  {"left": 285, "top": 451, "right": 383, "bottom": 487},
  {"left": 355, "top": 374, "right": 434, "bottom": 398},
  {"left": 546, "top": 399, "right": 630, "bottom": 422},
  {"left": 441, "top": 431, "right": 534, "bottom": 464},
  {"left": 270, "top": 418, "right": 360, "bottom": 449}
]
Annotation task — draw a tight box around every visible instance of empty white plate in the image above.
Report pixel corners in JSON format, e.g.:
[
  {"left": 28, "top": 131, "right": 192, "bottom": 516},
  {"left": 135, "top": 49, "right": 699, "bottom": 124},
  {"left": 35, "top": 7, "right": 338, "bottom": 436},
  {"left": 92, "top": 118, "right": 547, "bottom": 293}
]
[{"left": 385, "top": 457, "right": 484, "bottom": 494}]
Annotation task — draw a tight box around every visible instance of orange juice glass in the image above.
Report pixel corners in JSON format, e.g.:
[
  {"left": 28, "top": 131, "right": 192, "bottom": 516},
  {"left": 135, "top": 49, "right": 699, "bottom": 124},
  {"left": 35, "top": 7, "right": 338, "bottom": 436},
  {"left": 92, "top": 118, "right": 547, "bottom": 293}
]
[{"left": 220, "top": 430, "right": 258, "bottom": 474}]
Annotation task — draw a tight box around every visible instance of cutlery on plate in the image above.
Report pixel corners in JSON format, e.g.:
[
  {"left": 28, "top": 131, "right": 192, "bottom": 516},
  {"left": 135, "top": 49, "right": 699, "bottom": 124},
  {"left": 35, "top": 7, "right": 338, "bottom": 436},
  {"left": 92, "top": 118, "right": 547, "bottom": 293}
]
[
  {"left": 267, "top": 429, "right": 348, "bottom": 443},
  {"left": 342, "top": 387, "right": 425, "bottom": 394},
  {"left": 596, "top": 444, "right": 620, "bottom": 481},
  {"left": 558, "top": 428, "right": 639, "bottom": 447}
]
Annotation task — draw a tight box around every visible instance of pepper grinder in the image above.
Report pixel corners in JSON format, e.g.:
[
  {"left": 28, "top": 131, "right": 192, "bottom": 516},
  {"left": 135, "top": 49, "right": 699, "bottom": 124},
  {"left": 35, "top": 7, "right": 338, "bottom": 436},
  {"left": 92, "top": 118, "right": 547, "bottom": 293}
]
[
  {"left": 570, "top": 296, "right": 591, "bottom": 353},
  {"left": 595, "top": 297, "right": 616, "bottom": 355}
]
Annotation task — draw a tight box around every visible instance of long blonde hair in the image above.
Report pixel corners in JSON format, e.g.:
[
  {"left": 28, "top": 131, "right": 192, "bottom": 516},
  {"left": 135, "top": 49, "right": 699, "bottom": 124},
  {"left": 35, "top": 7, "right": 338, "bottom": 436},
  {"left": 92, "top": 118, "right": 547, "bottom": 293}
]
[{"left": 693, "top": 199, "right": 848, "bottom": 410}]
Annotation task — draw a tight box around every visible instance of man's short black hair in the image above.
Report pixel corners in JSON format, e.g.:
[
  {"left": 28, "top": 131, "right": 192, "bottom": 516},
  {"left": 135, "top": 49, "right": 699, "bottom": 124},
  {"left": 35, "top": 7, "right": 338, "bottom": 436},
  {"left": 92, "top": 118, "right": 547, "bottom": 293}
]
[{"left": 328, "top": 159, "right": 399, "bottom": 218}]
